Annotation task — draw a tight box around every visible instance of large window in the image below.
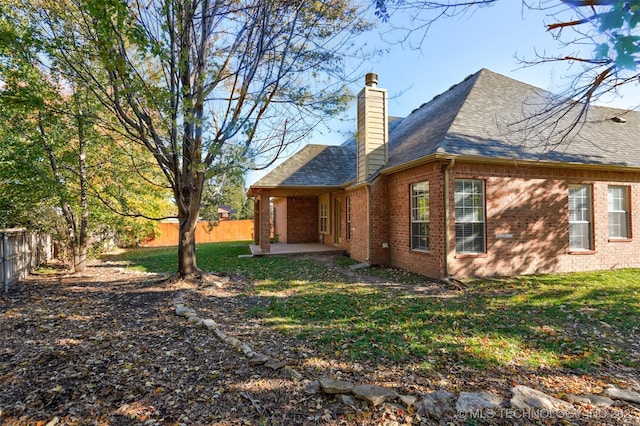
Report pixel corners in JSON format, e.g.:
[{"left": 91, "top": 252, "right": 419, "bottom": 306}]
[
  {"left": 455, "top": 179, "right": 485, "bottom": 253},
  {"left": 569, "top": 184, "right": 592, "bottom": 250},
  {"left": 411, "top": 182, "right": 430, "bottom": 250},
  {"left": 608, "top": 185, "right": 630, "bottom": 239}
]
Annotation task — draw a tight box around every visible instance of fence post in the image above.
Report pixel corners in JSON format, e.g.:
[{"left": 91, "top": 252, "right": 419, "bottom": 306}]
[
  {"left": 22, "top": 230, "right": 28, "bottom": 279},
  {"left": 2, "top": 232, "right": 7, "bottom": 294}
]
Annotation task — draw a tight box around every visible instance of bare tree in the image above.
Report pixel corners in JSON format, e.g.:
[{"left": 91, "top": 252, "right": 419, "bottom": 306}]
[
  {"left": 18, "top": 0, "right": 367, "bottom": 278},
  {"left": 374, "top": 0, "right": 640, "bottom": 140}
]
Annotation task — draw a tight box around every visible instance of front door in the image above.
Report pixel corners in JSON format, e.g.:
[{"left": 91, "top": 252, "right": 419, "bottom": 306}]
[{"left": 334, "top": 198, "right": 342, "bottom": 244}]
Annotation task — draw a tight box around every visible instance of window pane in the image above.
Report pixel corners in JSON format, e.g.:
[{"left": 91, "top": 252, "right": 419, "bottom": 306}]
[
  {"left": 455, "top": 223, "right": 485, "bottom": 253},
  {"left": 569, "top": 223, "right": 590, "bottom": 250},
  {"left": 608, "top": 186, "right": 629, "bottom": 239},
  {"left": 454, "top": 179, "right": 485, "bottom": 253},
  {"left": 411, "top": 182, "right": 429, "bottom": 250},
  {"left": 608, "top": 212, "right": 628, "bottom": 238},
  {"left": 412, "top": 223, "right": 429, "bottom": 250},
  {"left": 568, "top": 185, "right": 592, "bottom": 250}
]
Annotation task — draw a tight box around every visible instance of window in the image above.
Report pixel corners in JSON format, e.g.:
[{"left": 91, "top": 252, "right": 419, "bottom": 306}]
[
  {"left": 411, "top": 182, "right": 430, "bottom": 250},
  {"left": 346, "top": 197, "right": 351, "bottom": 240},
  {"left": 455, "top": 179, "right": 485, "bottom": 253},
  {"left": 568, "top": 184, "right": 592, "bottom": 250},
  {"left": 608, "top": 185, "right": 630, "bottom": 239},
  {"left": 319, "top": 198, "right": 329, "bottom": 234}
]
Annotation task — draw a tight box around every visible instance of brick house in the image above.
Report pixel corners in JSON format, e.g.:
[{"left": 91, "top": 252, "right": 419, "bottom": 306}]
[{"left": 247, "top": 69, "right": 640, "bottom": 278}]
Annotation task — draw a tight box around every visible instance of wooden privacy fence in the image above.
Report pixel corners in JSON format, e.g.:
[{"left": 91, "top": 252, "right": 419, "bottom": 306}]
[
  {"left": 1, "top": 229, "right": 53, "bottom": 293},
  {"left": 140, "top": 220, "right": 254, "bottom": 247}
]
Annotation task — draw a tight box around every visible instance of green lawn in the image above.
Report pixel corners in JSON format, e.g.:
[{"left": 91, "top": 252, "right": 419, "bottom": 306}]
[{"left": 106, "top": 242, "right": 640, "bottom": 372}]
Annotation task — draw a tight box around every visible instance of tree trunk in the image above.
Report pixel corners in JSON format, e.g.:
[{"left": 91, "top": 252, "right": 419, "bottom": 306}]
[
  {"left": 178, "top": 218, "right": 200, "bottom": 279},
  {"left": 73, "top": 243, "right": 87, "bottom": 273},
  {"left": 74, "top": 92, "right": 89, "bottom": 273}
]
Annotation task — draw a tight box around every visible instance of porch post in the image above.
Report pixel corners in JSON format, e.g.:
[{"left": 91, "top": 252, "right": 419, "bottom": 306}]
[
  {"left": 253, "top": 198, "right": 260, "bottom": 245},
  {"left": 259, "top": 190, "right": 271, "bottom": 253}
]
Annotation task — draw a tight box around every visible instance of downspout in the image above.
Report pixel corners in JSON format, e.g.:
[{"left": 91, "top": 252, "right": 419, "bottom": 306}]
[
  {"left": 366, "top": 184, "right": 371, "bottom": 262},
  {"left": 443, "top": 158, "right": 455, "bottom": 277}
]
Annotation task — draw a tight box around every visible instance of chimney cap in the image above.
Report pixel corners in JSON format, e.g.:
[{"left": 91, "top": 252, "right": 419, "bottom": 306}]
[{"left": 365, "top": 73, "right": 378, "bottom": 87}]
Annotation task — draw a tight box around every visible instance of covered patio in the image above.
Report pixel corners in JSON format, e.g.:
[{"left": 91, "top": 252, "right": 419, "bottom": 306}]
[{"left": 248, "top": 243, "right": 345, "bottom": 257}]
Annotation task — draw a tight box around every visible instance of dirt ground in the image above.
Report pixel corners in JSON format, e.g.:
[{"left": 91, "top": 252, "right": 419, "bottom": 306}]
[{"left": 0, "top": 257, "right": 639, "bottom": 425}]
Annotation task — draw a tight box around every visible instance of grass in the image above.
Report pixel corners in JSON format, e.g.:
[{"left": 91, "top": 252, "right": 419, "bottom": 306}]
[{"left": 106, "top": 242, "right": 640, "bottom": 372}]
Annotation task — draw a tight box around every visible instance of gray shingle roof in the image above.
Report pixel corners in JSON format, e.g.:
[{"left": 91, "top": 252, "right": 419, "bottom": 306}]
[
  {"left": 251, "top": 144, "right": 355, "bottom": 187},
  {"left": 384, "top": 68, "right": 640, "bottom": 170},
  {"left": 250, "top": 69, "right": 640, "bottom": 192}
]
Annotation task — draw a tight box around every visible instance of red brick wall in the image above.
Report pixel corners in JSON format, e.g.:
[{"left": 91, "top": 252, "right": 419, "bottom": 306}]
[
  {"left": 286, "top": 197, "right": 318, "bottom": 243},
  {"left": 380, "top": 160, "right": 640, "bottom": 278},
  {"left": 387, "top": 162, "right": 446, "bottom": 277},
  {"left": 346, "top": 187, "right": 369, "bottom": 262},
  {"left": 368, "top": 177, "right": 390, "bottom": 265},
  {"left": 448, "top": 162, "right": 640, "bottom": 277}
]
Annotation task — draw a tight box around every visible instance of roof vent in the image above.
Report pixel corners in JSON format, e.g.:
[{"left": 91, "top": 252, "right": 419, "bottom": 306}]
[
  {"left": 611, "top": 116, "right": 627, "bottom": 123},
  {"left": 365, "top": 73, "right": 378, "bottom": 87}
]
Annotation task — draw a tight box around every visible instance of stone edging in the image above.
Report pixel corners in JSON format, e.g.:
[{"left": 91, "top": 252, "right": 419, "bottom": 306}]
[
  {"left": 173, "top": 292, "right": 303, "bottom": 380},
  {"left": 173, "top": 292, "right": 640, "bottom": 421}
]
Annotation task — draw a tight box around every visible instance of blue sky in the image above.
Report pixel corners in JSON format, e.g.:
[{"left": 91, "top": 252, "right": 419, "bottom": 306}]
[{"left": 246, "top": 1, "right": 639, "bottom": 186}]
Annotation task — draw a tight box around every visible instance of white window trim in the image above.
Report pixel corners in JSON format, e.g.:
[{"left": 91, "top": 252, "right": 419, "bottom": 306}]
[
  {"left": 410, "top": 181, "right": 430, "bottom": 251},
  {"left": 568, "top": 184, "right": 593, "bottom": 251},
  {"left": 454, "top": 179, "right": 486, "bottom": 254},
  {"left": 608, "top": 185, "right": 630, "bottom": 239}
]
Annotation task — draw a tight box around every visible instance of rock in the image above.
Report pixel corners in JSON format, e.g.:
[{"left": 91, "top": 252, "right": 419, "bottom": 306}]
[
  {"left": 335, "top": 394, "right": 358, "bottom": 407},
  {"left": 304, "top": 380, "right": 320, "bottom": 395},
  {"left": 319, "top": 377, "right": 354, "bottom": 394},
  {"left": 213, "top": 329, "right": 227, "bottom": 340},
  {"left": 223, "top": 336, "right": 241, "bottom": 347},
  {"left": 188, "top": 316, "right": 203, "bottom": 325},
  {"left": 564, "top": 394, "right": 614, "bottom": 407},
  {"left": 239, "top": 343, "right": 255, "bottom": 357},
  {"left": 175, "top": 306, "right": 193, "bottom": 316},
  {"left": 248, "top": 353, "right": 270, "bottom": 366},
  {"left": 510, "top": 385, "right": 573, "bottom": 411},
  {"left": 352, "top": 384, "right": 398, "bottom": 407},
  {"left": 45, "top": 417, "right": 60, "bottom": 426},
  {"left": 416, "top": 390, "right": 455, "bottom": 418},
  {"left": 264, "top": 359, "right": 286, "bottom": 370},
  {"left": 281, "top": 366, "right": 303, "bottom": 380},
  {"left": 201, "top": 318, "right": 217, "bottom": 329},
  {"left": 456, "top": 391, "right": 503, "bottom": 413},
  {"left": 349, "top": 263, "right": 370, "bottom": 270},
  {"left": 398, "top": 395, "right": 417, "bottom": 409},
  {"left": 604, "top": 386, "right": 640, "bottom": 404}
]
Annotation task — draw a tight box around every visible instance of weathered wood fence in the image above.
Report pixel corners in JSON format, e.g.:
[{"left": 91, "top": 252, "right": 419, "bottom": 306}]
[
  {"left": 1, "top": 229, "right": 53, "bottom": 293},
  {"left": 140, "top": 220, "right": 254, "bottom": 247}
]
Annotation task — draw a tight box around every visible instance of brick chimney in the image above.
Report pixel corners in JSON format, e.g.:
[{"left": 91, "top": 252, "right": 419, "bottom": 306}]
[{"left": 356, "top": 72, "right": 388, "bottom": 183}]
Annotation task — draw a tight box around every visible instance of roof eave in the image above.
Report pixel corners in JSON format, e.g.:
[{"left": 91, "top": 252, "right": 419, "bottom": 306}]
[
  {"left": 247, "top": 184, "right": 345, "bottom": 198},
  {"left": 379, "top": 153, "right": 640, "bottom": 175}
]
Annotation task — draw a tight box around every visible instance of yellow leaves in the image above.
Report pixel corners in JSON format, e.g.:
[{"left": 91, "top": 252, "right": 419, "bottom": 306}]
[{"left": 48, "top": 384, "right": 63, "bottom": 393}]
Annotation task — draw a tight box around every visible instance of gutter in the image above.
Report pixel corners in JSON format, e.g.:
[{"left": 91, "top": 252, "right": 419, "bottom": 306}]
[
  {"left": 443, "top": 158, "right": 455, "bottom": 277},
  {"left": 379, "top": 153, "right": 640, "bottom": 176}
]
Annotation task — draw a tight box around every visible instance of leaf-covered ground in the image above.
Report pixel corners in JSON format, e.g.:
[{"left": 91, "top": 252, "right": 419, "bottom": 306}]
[{"left": 1, "top": 258, "right": 639, "bottom": 425}]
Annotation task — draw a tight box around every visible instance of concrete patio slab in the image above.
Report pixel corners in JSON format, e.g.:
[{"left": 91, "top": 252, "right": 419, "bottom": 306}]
[{"left": 248, "top": 243, "right": 345, "bottom": 257}]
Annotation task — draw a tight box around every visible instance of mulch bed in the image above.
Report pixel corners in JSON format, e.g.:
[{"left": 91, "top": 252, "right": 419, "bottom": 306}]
[{"left": 1, "top": 258, "right": 639, "bottom": 425}]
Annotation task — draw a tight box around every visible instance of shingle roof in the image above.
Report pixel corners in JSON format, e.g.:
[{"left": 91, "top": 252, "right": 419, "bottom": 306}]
[
  {"left": 250, "top": 69, "right": 640, "bottom": 192},
  {"left": 384, "top": 68, "right": 640, "bottom": 170},
  {"left": 251, "top": 144, "right": 355, "bottom": 187}
]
